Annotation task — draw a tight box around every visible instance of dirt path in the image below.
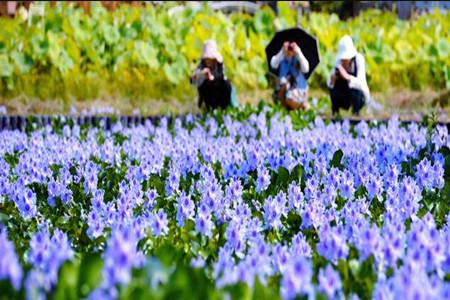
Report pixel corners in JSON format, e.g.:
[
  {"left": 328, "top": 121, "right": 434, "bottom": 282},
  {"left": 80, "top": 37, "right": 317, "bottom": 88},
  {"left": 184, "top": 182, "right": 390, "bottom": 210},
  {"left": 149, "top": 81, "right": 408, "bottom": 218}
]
[{"left": 1, "top": 89, "right": 448, "bottom": 122}]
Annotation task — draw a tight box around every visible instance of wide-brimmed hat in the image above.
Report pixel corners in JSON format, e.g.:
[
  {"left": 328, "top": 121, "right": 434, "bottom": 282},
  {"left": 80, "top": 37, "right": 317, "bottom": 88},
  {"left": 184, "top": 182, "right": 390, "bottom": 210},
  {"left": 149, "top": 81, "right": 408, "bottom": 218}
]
[
  {"left": 201, "top": 40, "right": 223, "bottom": 63},
  {"left": 336, "top": 35, "right": 357, "bottom": 60}
]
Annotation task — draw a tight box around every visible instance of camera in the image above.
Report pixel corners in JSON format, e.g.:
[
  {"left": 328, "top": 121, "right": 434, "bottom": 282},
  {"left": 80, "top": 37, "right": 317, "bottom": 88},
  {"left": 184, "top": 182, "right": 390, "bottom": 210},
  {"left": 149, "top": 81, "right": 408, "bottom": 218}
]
[{"left": 288, "top": 45, "right": 294, "bottom": 51}]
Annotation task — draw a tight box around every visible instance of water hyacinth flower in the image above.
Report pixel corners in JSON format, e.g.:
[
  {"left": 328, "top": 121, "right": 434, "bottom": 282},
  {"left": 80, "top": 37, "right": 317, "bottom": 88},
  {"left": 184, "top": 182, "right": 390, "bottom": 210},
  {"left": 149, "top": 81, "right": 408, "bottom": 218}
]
[
  {"left": 144, "top": 189, "right": 158, "bottom": 211},
  {"left": 317, "top": 224, "right": 349, "bottom": 263},
  {"left": 101, "top": 227, "right": 144, "bottom": 289},
  {"left": 355, "top": 223, "right": 381, "bottom": 262},
  {"left": 17, "top": 187, "right": 37, "bottom": 220},
  {"left": 165, "top": 167, "right": 180, "bottom": 196},
  {"left": 280, "top": 256, "right": 313, "bottom": 300},
  {"left": 263, "top": 196, "right": 284, "bottom": 230},
  {"left": 26, "top": 226, "right": 73, "bottom": 296},
  {"left": 318, "top": 265, "right": 342, "bottom": 299},
  {"left": 0, "top": 229, "right": 23, "bottom": 290},
  {"left": 415, "top": 158, "right": 434, "bottom": 191},
  {"left": 151, "top": 209, "right": 169, "bottom": 237},
  {"left": 87, "top": 210, "right": 105, "bottom": 239},
  {"left": 195, "top": 213, "right": 214, "bottom": 239},
  {"left": 176, "top": 192, "right": 195, "bottom": 227},
  {"left": 287, "top": 182, "right": 304, "bottom": 211},
  {"left": 256, "top": 166, "right": 271, "bottom": 193},
  {"left": 225, "top": 219, "right": 246, "bottom": 254}
]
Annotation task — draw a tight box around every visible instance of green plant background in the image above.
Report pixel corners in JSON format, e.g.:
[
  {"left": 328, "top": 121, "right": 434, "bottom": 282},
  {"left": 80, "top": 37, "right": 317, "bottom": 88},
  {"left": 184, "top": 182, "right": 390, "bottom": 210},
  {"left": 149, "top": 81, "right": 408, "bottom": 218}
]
[{"left": 0, "top": 2, "right": 449, "bottom": 104}]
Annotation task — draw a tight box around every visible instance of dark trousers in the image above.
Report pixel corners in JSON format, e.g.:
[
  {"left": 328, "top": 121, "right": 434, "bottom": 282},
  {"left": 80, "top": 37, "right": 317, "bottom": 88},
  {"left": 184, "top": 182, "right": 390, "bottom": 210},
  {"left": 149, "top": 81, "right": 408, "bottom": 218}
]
[
  {"left": 329, "top": 84, "right": 364, "bottom": 115},
  {"left": 198, "top": 79, "right": 232, "bottom": 110}
]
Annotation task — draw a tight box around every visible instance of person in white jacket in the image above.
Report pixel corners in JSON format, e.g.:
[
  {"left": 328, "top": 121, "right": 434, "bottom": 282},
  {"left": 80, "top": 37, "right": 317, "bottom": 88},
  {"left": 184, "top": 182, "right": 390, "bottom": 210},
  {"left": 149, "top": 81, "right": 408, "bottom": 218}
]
[
  {"left": 327, "top": 35, "right": 371, "bottom": 116},
  {"left": 271, "top": 41, "right": 310, "bottom": 110}
]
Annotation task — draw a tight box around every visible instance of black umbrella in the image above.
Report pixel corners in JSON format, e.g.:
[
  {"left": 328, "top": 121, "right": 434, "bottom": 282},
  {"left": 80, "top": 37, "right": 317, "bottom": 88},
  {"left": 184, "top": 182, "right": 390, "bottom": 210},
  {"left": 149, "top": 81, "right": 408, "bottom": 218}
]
[{"left": 265, "top": 27, "right": 320, "bottom": 80}]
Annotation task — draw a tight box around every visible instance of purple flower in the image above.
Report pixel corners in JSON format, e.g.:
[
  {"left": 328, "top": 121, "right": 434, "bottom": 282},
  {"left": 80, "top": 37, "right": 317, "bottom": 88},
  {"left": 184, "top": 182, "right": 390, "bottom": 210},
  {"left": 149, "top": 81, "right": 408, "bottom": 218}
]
[
  {"left": 263, "top": 196, "right": 283, "bottom": 230},
  {"left": 144, "top": 189, "right": 158, "bottom": 211},
  {"left": 415, "top": 158, "right": 434, "bottom": 191},
  {"left": 87, "top": 210, "right": 105, "bottom": 239},
  {"left": 318, "top": 265, "right": 342, "bottom": 298},
  {"left": 287, "top": 183, "right": 304, "bottom": 211},
  {"left": 355, "top": 223, "right": 381, "bottom": 262},
  {"left": 225, "top": 220, "right": 246, "bottom": 252},
  {"left": 280, "top": 256, "right": 313, "bottom": 299},
  {"left": 17, "top": 188, "right": 37, "bottom": 220},
  {"left": 317, "top": 224, "right": 349, "bottom": 263},
  {"left": 176, "top": 192, "right": 195, "bottom": 227},
  {"left": 256, "top": 167, "right": 271, "bottom": 193},
  {"left": 165, "top": 166, "right": 180, "bottom": 196},
  {"left": 339, "top": 173, "right": 355, "bottom": 200},
  {"left": 27, "top": 226, "right": 73, "bottom": 295},
  {"left": 195, "top": 213, "right": 213, "bottom": 239},
  {"left": 0, "top": 229, "right": 23, "bottom": 290},
  {"left": 101, "top": 227, "right": 144, "bottom": 288},
  {"left": 151, "top": 209, "right": 169, "bottom": 237}
]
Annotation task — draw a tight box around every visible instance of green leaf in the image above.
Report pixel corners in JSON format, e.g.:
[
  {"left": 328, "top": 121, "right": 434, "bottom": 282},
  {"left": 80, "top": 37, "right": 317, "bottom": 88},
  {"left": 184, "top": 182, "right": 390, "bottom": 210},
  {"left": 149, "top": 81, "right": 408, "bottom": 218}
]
[
  {"left": 330, "top": 150, "right": 344, "bottom": 168},
  {"left": 50, "top": 261, "right": 79, "bottom": 300},
  {"left": 253, "top": 7, "right": 275, "bottom": 36},
  {"left": 348, "top": 259, "right": 361, "bottom": 277},
  {"left": 277, "top": 2, "right": 297, "bottom": 29},
  {"left": 10, "top": 51, "right": 33, "bottom": 73},
  {"left": 47, "top": 32, "right": 62, "bottom": 65},
  {"left": 102, "top": 23, "right": 121, "bottom": 45},
  {"left": 133, "top": 41, "right": 159, "bottom": 69},
  {"left": 437, "top": 38, "right": 450, "bottom": 59},
  {"left": 0, "top": 54, "right": 13, "bottom": 77},
  {"left": 78, "top": 253, "right": 103, "bottom": 298},
  {"left": 163, "top": 58, "right": 186, "bottom": 84}
]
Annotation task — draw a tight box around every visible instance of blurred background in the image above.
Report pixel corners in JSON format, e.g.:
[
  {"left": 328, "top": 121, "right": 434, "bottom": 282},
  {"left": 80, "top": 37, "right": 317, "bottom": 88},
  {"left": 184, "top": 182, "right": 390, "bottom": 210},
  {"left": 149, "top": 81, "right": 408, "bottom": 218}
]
[{"left": 0, "top": 1, "right": 449, "bottom": 119}]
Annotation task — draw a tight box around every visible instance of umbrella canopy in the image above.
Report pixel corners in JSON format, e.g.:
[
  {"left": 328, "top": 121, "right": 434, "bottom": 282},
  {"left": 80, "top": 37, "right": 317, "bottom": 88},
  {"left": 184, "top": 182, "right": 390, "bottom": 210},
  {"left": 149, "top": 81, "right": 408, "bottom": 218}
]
[{"left": 265, "top": 27, "right": 320, "bottom": 80}]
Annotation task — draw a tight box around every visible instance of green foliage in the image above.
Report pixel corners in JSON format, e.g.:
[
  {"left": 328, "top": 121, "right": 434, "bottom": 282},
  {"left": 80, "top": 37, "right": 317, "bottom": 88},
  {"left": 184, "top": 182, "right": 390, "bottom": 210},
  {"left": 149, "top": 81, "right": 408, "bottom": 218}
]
[{"left": 0, "top": 3, "right": 448, "bottom": 102}]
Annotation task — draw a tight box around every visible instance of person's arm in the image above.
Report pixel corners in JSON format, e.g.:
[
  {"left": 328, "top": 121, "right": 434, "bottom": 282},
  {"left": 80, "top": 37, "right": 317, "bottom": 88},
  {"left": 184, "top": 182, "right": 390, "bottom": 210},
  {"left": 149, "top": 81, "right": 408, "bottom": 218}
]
[
  {"left": 294, "top": 46, "right": 309, "bottom": 73},
  {"left": 327, "top": 73, "right": 336, "bottom": 89},
  {"left": 212, "top": 63, "right": 225, "bottom": 81},
  {"left": 270, "top": 49, "right": 284, "bottom": 69},
  {"left": 327, "top": 61, "right": 339, "bottom": 89},
  {"left": 190, "top": 65, "right": 202, "bottom": 85},
  {"left": 348, "top": 54, "right": 366, "bottom": 92},
  {"left": 191, "top": 62, "right": 208, "bottom": 87}
]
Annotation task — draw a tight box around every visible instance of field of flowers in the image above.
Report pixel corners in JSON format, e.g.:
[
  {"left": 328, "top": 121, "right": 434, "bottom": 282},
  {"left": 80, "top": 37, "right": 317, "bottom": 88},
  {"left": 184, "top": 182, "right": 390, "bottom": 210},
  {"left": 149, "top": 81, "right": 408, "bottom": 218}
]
[{"left": 0, "top": 105, "right": 449, "bottom": 299}]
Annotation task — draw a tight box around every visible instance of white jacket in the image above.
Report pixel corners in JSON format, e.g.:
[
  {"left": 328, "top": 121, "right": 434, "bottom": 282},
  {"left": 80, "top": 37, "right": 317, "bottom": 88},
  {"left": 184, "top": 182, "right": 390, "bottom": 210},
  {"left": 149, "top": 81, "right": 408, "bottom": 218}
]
[
  {"left": 270, "top": 48, "right": 309, "bottom": 74},
  {"left": 327, "top": 52, "right": 370, "bottom": 101}
]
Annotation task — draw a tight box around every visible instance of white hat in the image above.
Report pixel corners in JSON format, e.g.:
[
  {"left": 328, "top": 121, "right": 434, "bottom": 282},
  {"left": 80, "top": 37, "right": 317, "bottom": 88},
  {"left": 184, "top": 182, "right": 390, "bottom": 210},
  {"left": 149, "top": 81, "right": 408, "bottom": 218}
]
[
  {"left": 336, "top": 35, "right": 357, "bottom": 60},
  {"left": 201, "top": 40, "right": 223, "bottom": 63}
]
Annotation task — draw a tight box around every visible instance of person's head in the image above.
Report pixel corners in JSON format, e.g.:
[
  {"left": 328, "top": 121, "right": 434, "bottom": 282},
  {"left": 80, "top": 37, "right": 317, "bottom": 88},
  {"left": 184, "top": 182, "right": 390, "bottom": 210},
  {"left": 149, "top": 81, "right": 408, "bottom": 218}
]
[
  {"left": 284, "top": 41, "right": 296, "bottom": 59},
  {"left": 202, "top": 58, "right": 217, "bottom": 68},
  {"left": 336, "top": 35, "right": 357, "bottom": 64},
  {"left": 201, "top": 40, "right": 223, "bottom": 66}
]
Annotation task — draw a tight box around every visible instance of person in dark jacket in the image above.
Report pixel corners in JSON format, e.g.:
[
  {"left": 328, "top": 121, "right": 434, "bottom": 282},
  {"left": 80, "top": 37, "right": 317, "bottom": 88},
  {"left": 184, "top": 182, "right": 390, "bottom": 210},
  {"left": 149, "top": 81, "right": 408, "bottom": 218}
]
[{"left": 190, "top": 40, "right": 232, "bottom": 110}]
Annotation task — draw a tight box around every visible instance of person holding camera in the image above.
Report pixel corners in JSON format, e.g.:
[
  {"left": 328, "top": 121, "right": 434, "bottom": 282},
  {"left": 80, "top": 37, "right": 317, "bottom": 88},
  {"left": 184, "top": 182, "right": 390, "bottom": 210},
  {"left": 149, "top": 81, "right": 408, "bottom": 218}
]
[
  {"left": 190, "top": 40, "right": 233, "bottom": 110},
  {"left": 327, "top": 35, "right": 371, "bottom": 116},
  {"left": 270, "top": 41, "right": 310, "bottom": 111}
]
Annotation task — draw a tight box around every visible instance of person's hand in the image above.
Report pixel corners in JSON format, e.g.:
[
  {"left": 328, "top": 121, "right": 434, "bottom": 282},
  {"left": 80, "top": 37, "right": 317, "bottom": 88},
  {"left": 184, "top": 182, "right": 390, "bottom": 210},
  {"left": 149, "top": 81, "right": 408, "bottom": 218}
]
[
  {"left": 290, "top": 42, "right": 301, "bottom": 54},
  {"left": 330, "top": 73, "right": 337, "bottom": 86},
  {"left": 337, "top": 65, "right": 351, "bottom": 81},
  {"left": 202, "top": 68, "right": 214, "bottom": 81},
  {"left": 283, "top": 41, "right": 290, "bottom": 55}
]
